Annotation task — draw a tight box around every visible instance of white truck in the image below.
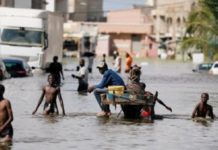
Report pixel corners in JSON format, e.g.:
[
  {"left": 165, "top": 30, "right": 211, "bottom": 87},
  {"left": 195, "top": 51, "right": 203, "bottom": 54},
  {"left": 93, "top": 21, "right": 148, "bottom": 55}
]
[{"left": 0, "top": 7, "right": 63, "bottom": 70}]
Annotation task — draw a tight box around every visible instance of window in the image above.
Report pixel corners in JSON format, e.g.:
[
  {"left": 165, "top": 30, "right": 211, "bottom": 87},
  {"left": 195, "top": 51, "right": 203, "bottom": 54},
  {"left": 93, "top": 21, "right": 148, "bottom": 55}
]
[
  {"left": 1, "top": 28, "right": 43, "bottom": 47},
  {"left": 214, "top": 64, "right": 218, "bottom": 68}
]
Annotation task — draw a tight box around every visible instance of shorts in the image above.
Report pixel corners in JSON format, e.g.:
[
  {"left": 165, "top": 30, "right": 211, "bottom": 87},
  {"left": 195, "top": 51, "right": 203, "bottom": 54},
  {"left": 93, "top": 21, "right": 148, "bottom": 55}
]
[
  {"left": 44, "top": 102, "right": 56, "bottom": 114},
  {"left": 0, "top": 125, "right": 13, "bottom": 138}
]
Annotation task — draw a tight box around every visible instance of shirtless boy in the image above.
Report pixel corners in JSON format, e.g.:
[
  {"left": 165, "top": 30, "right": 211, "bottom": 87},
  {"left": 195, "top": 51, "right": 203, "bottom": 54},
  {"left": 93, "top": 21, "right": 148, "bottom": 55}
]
[
  {"left": 0, "top": 84, "right": 13, "bottom": 143},
  {"left": 32, "top": 74, "right": 65, "bottom": 115},
  {"left": 192, "top": 93, "right": 214, "bottom": 119}
]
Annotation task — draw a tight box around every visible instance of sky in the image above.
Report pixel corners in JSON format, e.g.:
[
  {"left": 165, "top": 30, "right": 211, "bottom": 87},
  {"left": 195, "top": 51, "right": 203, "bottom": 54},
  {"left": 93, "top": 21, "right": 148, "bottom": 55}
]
[{"left": 103, "top": 0, "right": 145, "bottom": 11}]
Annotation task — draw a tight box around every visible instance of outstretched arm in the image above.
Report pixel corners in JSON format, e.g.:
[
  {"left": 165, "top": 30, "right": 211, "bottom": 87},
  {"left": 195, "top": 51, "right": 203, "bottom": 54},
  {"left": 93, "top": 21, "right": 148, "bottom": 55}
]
[
  {"left": 157, "top": 99, "right": 172, "bottom": 112},
  {"left": 0, "top": 100, "right": 13, "bottom": 132},
  {"left": 32, "top": 88, "right": 45, "bottom": 115},
  {"left": 192, "top": 104, "right": 199, "bottom": 118},
  {"left": 57, "top": 88, "right": 65, "bottom": 116},
  {"left": 60, "top": 64, "right": 64, "bottom": 80},
  {"left": 208, "top": 106, "right": 214, "bottom": 119},
  {"left": 72, "top": 74, "right": 85, "bottom": 80}
]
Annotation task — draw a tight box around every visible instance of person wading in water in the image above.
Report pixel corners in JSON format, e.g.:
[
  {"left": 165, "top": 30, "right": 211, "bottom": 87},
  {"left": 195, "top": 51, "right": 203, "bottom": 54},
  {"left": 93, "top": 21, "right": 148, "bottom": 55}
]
[{"left": 32, "top": 74, "right": 65, "bottom": 116}]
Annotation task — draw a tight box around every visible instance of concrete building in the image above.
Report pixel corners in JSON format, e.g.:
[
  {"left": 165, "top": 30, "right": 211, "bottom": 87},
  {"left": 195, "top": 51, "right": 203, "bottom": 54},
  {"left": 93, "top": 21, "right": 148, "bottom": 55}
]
[
  {"left": 152, "top": 0, "right": 197, "bottom": 44},
  {"left": 0, "top": 0, "right": 14, "bottom": 7},
  {"left": 98, "top": 8, "right": 154, "bottom": 57},
  {"left": 66, "top": 0, "right": 103, "bottom": 21},
  {"left": 63, "top": 8, "right": 154, "bottom": 58},
  {"left": 0, "top": 0, "right": 103, "bottom": 22}
]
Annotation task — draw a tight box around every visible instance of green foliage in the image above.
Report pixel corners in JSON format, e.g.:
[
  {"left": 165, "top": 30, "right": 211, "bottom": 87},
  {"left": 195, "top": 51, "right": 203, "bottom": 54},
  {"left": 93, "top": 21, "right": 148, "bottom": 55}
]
[
  {"left": 213, "top": 53, "right": 218, "bottom": 61},
  {"left": 203, "top": 0, "right": 218, "bottom": 20},
  {"left": 181, "top": 0, "right": 218, "bottom": 58}
]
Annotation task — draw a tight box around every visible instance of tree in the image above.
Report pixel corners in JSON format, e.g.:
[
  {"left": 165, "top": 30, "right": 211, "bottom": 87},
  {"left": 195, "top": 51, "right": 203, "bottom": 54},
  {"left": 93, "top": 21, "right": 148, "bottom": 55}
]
[{"left": 181, "top": 0, "right": 218, "bottom": 61}]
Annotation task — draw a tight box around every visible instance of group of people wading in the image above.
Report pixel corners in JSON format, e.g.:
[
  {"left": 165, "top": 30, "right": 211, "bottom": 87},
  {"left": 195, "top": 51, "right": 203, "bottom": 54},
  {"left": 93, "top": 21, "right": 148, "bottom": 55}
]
[{"left": 0, "top": 55, "right": 215, "bottom": 144}]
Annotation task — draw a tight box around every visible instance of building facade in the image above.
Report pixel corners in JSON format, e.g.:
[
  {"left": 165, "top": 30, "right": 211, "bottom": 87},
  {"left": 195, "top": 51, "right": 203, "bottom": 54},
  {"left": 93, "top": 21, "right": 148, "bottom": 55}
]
[
  {"left": 0, "top": 0, "right": 103, "bottom": 22},
  {"left": 98, "top": 8, "right": 153, "bottom": 57},
  {"left": 65, "top": 0, "right": 103, "bottom": 22},
  {"left": 152, "top": 0, "right": 197, "bottom": 43},
  {"left": 0, "top": 0, "right": 14, "bottom": 7}
]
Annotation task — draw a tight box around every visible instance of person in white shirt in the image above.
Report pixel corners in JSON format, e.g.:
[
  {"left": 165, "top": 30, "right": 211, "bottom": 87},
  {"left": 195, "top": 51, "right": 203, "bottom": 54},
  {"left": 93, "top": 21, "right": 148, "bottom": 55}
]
[
  {"left": 113, "top": 51, "right": 122, "bottom": 73},
  {"left": 72, "top": 59, "right": 89, "bottom": 93}
]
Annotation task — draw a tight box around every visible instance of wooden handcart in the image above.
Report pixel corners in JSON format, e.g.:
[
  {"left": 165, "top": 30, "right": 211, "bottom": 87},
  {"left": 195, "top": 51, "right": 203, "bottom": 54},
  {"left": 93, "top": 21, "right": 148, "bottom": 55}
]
[{"left": 101, "top": 92, "right": 155, "bottom": 120}]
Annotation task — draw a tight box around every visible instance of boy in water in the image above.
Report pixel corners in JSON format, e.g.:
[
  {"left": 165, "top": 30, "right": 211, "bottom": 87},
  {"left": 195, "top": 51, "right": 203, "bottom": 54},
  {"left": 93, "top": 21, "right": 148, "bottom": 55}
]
[
  {"left": 32, "top": 74, "right": 65, "bottom": 116},
  {"left": 140, "top": 83, "right": 172, "bottom": 118},
  {"left": 0, "top": 84, "right": 13, "bottom": 143},
  {"left": 192, "top": 93, "right": 214, "bottom": 119}
]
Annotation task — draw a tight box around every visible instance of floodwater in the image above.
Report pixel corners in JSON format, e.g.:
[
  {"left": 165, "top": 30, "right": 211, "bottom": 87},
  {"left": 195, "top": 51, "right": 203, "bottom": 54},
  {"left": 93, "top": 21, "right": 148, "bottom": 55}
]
[{"left": 1, "top": 58, "right": 218, "bottom": 150}]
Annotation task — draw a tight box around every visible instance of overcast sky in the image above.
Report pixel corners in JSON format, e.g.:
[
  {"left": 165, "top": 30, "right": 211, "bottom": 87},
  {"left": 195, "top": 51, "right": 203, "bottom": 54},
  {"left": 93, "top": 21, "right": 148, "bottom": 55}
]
[{"left": 103, "top": 0, "right": 145, "bottom": 11}]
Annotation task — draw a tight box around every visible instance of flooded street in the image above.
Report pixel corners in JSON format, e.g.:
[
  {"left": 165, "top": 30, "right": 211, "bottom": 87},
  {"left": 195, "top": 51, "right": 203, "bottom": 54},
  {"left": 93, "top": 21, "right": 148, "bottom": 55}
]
[{"left": 1, "top": 58, "right": 218, "bottom": 150}]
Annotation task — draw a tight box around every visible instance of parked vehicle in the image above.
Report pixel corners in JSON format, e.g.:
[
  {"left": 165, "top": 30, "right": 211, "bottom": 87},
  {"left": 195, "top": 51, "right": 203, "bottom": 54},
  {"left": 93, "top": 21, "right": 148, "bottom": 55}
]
[
  {"left": 209, "top": 61, "right": 218, "bottom": 75},
  {"left": 0, "top": 7, "right": 63, "bottom": 70},
  {"left": 192, "top": 63, "right": 213, "bottom": 73},
  {"left": 0, "top": 59, "right": 11, "bottom": 80},
  {"left": 63, "top": 40, "right": 78, "bottom": 57},
  {"left": 3, "top": 57, "right": 33, "bottom": 77}
]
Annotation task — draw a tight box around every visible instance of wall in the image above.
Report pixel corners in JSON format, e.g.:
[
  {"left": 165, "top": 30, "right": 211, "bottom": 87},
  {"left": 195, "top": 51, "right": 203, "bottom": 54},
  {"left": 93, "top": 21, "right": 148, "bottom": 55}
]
[
  {"left": 95, "top": 35, "right": 110, "bottom": 56},
  {"left": 108, "top": 9, "right": 144, "bottom": 24},
  {"left": 110, "top": 34, "right": 131, "bottom": 53}
]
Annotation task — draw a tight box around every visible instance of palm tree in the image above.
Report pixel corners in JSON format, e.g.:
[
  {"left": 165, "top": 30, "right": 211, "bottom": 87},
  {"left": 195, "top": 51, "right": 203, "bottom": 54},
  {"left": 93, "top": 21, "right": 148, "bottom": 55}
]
[{"left": 181, "top": 0, "right": 218, "bottom": 61}]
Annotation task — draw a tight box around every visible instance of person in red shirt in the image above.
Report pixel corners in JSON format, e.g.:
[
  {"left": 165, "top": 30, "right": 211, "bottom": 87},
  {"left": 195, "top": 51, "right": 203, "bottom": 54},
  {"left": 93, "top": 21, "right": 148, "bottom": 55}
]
[{"left": 125, "top": 52, "right": 132, "bottom": 73}]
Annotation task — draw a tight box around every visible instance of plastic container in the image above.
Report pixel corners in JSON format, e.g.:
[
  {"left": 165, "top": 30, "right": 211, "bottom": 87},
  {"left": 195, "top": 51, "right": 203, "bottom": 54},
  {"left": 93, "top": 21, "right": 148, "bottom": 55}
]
[
  {"left": 107, "top": 93, "right": 114, "bottom": 100},
  {"left": 108, "top": 86, "right": 124, "bottom": 96}
]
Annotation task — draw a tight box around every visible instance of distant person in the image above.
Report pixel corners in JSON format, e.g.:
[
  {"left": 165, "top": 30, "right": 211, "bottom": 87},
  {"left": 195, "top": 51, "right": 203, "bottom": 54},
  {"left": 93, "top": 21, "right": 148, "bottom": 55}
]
[
  {"left": 113, "top": 50, "right": 118, "bottom": 60},
  {"left": 0, "top": 84, "right": 13, "bottom": 143},
  {"left": 88, "top": 61, "right": 125, "bottom": 117},
  {"left": 72, "top": 59, "right": 89, "bottom": 93},
  {"left": 102, "top": 53, "right": 106, "bottom": 64},
  {"left": 82, "top": 36, "right": 95, "bottom": 73},
  {"left": 32, "top": 74, "right": 65, "bottom": 116},
  {"left": 125, "top": 52, "right": 132, "bottom": 73},
  {"left": 113, "top": 51, "right": 122, "bottom": 73},
  {"left": 48, "top": 56, "right": 64, "bottom": 86},
  {"left": 192, "top": 93, "right": 214, "bottom": 119},
  {"left": 87, "top": 56, "right": 94, "bottom": 73}
]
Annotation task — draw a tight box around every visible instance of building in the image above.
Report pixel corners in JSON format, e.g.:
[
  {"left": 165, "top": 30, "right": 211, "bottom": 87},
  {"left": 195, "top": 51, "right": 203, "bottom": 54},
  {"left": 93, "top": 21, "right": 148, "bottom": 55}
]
[
  {"left": 152, "top": 0, "right": 197, "bottom": 48},
  {"left": 0, "top": 0, "right": 103, "bottom": 22},
  {"left": 55, "top": 0, "right": 104, "bottom": 21},
  {"left": 0, "top": 0, "right": 14, "bottom": 7},
  {"left": 98, "top": 8, "right": 154, "bottom": 57}
]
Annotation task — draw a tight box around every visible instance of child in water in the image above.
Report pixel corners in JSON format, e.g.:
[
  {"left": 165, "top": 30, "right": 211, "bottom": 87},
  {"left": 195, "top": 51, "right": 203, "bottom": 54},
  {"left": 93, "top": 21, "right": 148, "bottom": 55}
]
[{"left": 140, "top": 83, "right": 172, "bottom": 119}]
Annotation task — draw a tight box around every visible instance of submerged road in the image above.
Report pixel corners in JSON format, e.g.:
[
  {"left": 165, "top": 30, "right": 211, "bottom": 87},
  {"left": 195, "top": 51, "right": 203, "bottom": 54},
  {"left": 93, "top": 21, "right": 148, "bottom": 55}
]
[{"left": 1, "top": 57, "right": 218, "bottom": 150}]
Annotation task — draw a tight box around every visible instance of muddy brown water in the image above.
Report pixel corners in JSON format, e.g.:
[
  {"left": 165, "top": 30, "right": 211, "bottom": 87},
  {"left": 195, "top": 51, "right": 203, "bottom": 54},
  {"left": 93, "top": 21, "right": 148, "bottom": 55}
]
[{"left": 1, "top": 58, "right": 218, "bottom": 150}]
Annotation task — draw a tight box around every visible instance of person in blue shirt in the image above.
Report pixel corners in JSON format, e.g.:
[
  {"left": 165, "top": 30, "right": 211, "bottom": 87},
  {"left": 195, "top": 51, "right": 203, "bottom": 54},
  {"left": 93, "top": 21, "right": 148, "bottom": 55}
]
[{"left": 88, "top": 61, "right": 125, "bottom": 117}]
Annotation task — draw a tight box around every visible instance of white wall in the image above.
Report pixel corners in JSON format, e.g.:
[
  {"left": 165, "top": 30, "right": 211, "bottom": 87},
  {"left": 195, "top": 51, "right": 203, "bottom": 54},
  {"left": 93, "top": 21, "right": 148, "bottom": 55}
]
[
  {"left": 45, "top": 0, "right": 55, "bottom": 12},
  {"left": 145, "top": 0, "right": 155, "bottom": 6}
]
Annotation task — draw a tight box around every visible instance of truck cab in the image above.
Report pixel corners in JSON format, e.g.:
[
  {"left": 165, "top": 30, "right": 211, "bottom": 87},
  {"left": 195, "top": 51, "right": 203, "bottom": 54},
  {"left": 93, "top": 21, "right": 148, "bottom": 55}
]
[{"left": 0, "top": 7, "right": 63, "bottom": 70}]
